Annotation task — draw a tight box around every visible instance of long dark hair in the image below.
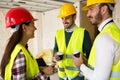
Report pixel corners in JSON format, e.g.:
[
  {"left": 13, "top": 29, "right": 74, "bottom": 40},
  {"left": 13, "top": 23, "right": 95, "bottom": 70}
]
[{"left": 0, "top": 21, "right": 31, "bottom": 78}]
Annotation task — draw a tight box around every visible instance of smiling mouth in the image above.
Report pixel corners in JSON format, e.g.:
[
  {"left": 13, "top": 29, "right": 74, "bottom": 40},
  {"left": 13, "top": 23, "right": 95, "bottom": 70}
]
[{"left": 64, "top": 23, "right": 68, "bottom": 26}]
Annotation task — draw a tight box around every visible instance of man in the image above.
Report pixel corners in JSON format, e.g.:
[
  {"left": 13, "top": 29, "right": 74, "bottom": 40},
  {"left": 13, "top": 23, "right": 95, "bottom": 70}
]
[
  {"left": 53, "top": 3, "right": 92, "bottom": 80},
  {"left": 72, "top": 0, "right": 120, "bottom": 80}
]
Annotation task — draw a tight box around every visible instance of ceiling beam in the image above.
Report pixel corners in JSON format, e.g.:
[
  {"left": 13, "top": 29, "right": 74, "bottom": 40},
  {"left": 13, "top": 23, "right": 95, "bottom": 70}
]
[{"left": 0, "top": 0, "right": 81, "bottom": 12}]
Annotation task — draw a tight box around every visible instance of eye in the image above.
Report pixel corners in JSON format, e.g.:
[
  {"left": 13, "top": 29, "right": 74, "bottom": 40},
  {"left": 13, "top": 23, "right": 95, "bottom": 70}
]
[{"left": 89, "top": 7, "right": 93, "bottom": 11}]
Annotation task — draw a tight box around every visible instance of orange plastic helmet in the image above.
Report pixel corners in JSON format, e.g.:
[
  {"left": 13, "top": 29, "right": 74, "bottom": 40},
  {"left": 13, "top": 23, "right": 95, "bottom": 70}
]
[
  {"left": 58, "top": 3, "right": 77, "bottom": 18},
  {"left": 82, "top": 0, "right": 115, "bottom": 10},
  {"left": 5, "top": 7, "right": 37, "bottom": 28}
]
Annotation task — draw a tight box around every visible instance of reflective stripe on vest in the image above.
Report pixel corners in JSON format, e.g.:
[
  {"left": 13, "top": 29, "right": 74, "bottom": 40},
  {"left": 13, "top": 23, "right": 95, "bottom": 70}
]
[
  {"left": 66, "top": 54, "right": 86, "bottom": 58},
  {"left": 59, "top": 67, "right": 65, "bottom": 72},
  {"left": 110, "top": 72, "right": 120, "bottom": 78},
  {"left": 59, "top": 66, "right": 79, "bottom": 72},
  {"left": 66, "top": 54, "right": 72, "bottom": 58},
  {"left": 59, "top": 66, "right": 80, "bottom": 72},
  {"left": 56, "top": 26, "right": 85, "bottom": 78},
  {"left": 66, "top": 66, "right": 79, "bottom": 71}
]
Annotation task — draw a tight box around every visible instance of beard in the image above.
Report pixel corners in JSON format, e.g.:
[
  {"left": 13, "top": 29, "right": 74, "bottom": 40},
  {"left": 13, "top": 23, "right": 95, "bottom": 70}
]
[
  {"left": 64, "top": 20, "right": 74, "bottom": 29},
  {"left": 89, "top": 10, "right": 103, "bottom": 26}
]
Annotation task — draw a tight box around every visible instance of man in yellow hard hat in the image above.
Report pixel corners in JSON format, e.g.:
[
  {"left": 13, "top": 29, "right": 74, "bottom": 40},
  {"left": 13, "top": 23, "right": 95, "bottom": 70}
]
[
  {"left": 53, "top": 3, "right": 92, "bottom": 80},
  {"left": 73, "top": 0, "right": 120, "bottom": 80}
]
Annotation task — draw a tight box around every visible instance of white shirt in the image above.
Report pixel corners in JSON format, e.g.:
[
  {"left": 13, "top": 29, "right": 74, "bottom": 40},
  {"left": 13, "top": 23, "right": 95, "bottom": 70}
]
[
  {"left": 65, "top": 24, "right": 76, "bottom": 32},
  {"left": 80, "top": 18, "right": 120, "bottom": 80}
]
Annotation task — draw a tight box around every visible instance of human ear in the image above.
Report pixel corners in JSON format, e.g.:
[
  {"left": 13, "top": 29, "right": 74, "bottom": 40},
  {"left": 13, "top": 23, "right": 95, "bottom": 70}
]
[
  {"left": 73, "top": 15, "right": 76, "bottom": 20},
  {"left": 22, "top": 24, "right": 27, "bottom": 32},
  {"left": 101, "top": 5, "right": 107, "bottom": 15}
]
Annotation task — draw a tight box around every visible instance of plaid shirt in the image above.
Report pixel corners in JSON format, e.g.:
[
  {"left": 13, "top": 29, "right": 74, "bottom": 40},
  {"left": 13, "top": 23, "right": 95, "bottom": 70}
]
[{"left": 12, "top": 51, "right": 47, "bottom": 80}]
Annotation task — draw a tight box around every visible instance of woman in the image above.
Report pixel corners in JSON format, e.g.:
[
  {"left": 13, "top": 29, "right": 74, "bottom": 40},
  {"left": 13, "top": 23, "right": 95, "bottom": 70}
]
[{"left": 0, "top": 7, "right": 54, "bottom": 80}]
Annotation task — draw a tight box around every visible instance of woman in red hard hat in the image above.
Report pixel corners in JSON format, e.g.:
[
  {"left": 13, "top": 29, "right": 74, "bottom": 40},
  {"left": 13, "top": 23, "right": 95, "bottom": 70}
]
[{"left": 0, "top": 7, "right": 54, "bottom": 80}]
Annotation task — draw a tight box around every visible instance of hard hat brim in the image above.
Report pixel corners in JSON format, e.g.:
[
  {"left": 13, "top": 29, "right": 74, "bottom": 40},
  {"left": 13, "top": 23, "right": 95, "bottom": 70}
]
[
  {"left": 57, "top": 12, "right": 77, "bottom": 18},
  {"left": 82, "top": 6, "right": 89, "bottom": 11},
  {"left": 57, "top": 15, "right": 62, "bottom": 18},
  {"left": 33, "top": 18, "right": 38, "bottom": 21},
  {"left": 82, "top": 0, "right": 116, "bottom": 11},
  {"left": 6, "top": 18, "right": 38, "bottom": 28}
]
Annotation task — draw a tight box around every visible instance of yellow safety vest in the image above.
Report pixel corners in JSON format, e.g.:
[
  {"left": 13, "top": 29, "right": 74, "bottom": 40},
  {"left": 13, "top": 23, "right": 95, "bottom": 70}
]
[
  {"left": 5, "top": 43, "right": 40, "bottom": 80},
  {"left": 88, "top": 23, "right": 120, "bottom": 80},
  {"left": 56, "top": 26, "right": 85, "bottom": 79}
]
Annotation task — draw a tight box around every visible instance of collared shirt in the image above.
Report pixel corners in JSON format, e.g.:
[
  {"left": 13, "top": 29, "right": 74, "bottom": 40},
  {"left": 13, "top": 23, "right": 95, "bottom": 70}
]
[
  {"left": 98, "top": 18, "right": 113, "bottom": 32},
  {"left": 80, "top": 18, "right": 120, "bottom": 80},
  {"left": 12, "top": 51, "right": 47, "bottom": 80},
  {"left": 65, "top": 24, "right": 76, "bottom": 32},
  {"left": 54, "top": 24, "right": 92, "bottom": 59}
]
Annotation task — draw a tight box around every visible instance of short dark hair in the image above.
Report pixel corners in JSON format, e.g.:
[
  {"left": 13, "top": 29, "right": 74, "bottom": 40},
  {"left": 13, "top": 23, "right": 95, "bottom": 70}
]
[{"left": 99, "top": 3, "right": 115, "bottom": 16}]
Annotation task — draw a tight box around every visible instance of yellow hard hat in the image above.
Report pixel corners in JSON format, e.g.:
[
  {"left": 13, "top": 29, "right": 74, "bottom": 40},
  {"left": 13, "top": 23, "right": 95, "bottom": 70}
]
[
  {"left": 58, "top": 3, "right": 77, "bottom": 18},
  {"left": 82, "top": 0, "right": 115, "bottom": 10}
]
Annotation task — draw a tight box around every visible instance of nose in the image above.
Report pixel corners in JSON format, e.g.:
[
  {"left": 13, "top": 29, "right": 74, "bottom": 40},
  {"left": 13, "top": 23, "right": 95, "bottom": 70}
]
[
  {"left": 34, "top": 26, "right": 37, "bottom": 30},
  {"left": 86, "top": 10, "right": 91, "bottom": 18}
]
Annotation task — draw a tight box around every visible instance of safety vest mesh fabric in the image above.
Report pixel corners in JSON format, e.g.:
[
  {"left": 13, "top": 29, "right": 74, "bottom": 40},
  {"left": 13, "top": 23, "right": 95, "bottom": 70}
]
[
  {"left": 5, "top": 43, "right": 40, "bottom": 80},
  {"left": 56, "top": 26, "right": 85, "bottom": 78},
  {"left": 88, "top": 23, "right": 120, "bottom": 80}
]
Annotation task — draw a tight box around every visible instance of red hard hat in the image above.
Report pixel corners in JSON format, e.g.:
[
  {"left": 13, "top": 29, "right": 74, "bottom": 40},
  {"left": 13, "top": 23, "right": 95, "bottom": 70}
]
[{"left": 5, "top": 7, "right": 37, "bottom": 28}]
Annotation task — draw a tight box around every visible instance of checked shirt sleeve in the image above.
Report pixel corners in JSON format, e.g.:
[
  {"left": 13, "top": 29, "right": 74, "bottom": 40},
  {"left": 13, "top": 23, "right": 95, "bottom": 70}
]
[
  {"left": 12, "top": 51, "right": 26, "bottom": 80},
  {"left": 12, "top": 51, "right": 47, "bottom": 80}
]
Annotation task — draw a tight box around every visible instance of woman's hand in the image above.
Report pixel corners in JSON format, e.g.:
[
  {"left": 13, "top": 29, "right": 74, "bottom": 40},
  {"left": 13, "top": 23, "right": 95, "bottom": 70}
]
[{"left": 42, "top": 63, "right": 56, "bottom": 75}]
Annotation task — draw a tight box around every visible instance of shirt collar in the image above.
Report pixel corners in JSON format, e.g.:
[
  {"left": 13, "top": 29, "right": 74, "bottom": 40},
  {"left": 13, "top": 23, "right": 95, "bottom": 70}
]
[
  {"left": 65, "top": 24, "right": 76, "bottom": 32},
  {"left": 98, "top": 18, "right": 113, "bottom": 32}
]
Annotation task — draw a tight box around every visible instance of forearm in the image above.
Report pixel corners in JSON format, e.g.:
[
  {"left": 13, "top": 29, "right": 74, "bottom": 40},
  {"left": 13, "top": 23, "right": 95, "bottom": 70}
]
[
  {"left": 80, "top": 64, "right": 94, "bottom": 80},
  {"left": 80, "top": 34, "right": 115, "bottom": 80}
]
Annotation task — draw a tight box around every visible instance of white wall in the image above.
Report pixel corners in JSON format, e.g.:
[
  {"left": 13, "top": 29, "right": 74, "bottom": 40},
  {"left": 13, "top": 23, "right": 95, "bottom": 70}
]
[
  {"left": 74, "top": 1, "right": 81, "bottom": 26},
  {"left": 113, "top": 0, "right": 120, "bottom": 28},
  {"left": 28, "top": 11, "right": 43, "bottom": 56},
  {"left": 0, "top": 9, "right": 11, "bottom": 63},
  {"left": 42, "top": 9, "right": 62, "bottom": 50}
]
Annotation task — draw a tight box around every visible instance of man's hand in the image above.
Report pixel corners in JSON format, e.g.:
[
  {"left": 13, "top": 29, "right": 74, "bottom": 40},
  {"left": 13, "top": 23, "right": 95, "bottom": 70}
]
[
  {"left": 54, "top": 54, "right": 61, "bottom": 61},
  {"left": 72, "top": 53, "right": 84, "bottom": 68}
]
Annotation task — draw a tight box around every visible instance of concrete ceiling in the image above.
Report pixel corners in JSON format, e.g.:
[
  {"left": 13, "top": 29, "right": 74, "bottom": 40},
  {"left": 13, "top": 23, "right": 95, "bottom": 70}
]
[{"left": 0, "top": 0, "right": 83, "bottom": 12}]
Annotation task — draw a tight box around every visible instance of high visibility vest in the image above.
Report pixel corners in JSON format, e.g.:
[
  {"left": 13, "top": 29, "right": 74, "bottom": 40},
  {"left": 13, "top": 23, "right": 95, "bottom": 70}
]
[
  {"left": 5, "top": 43, "right": 40, "bottom": 80},
  {"left": 56, "top": 26, "right": 85, "bottom": 79},
  {"left": 88, "top": 23, "right": 120, "bottom": 80}
]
